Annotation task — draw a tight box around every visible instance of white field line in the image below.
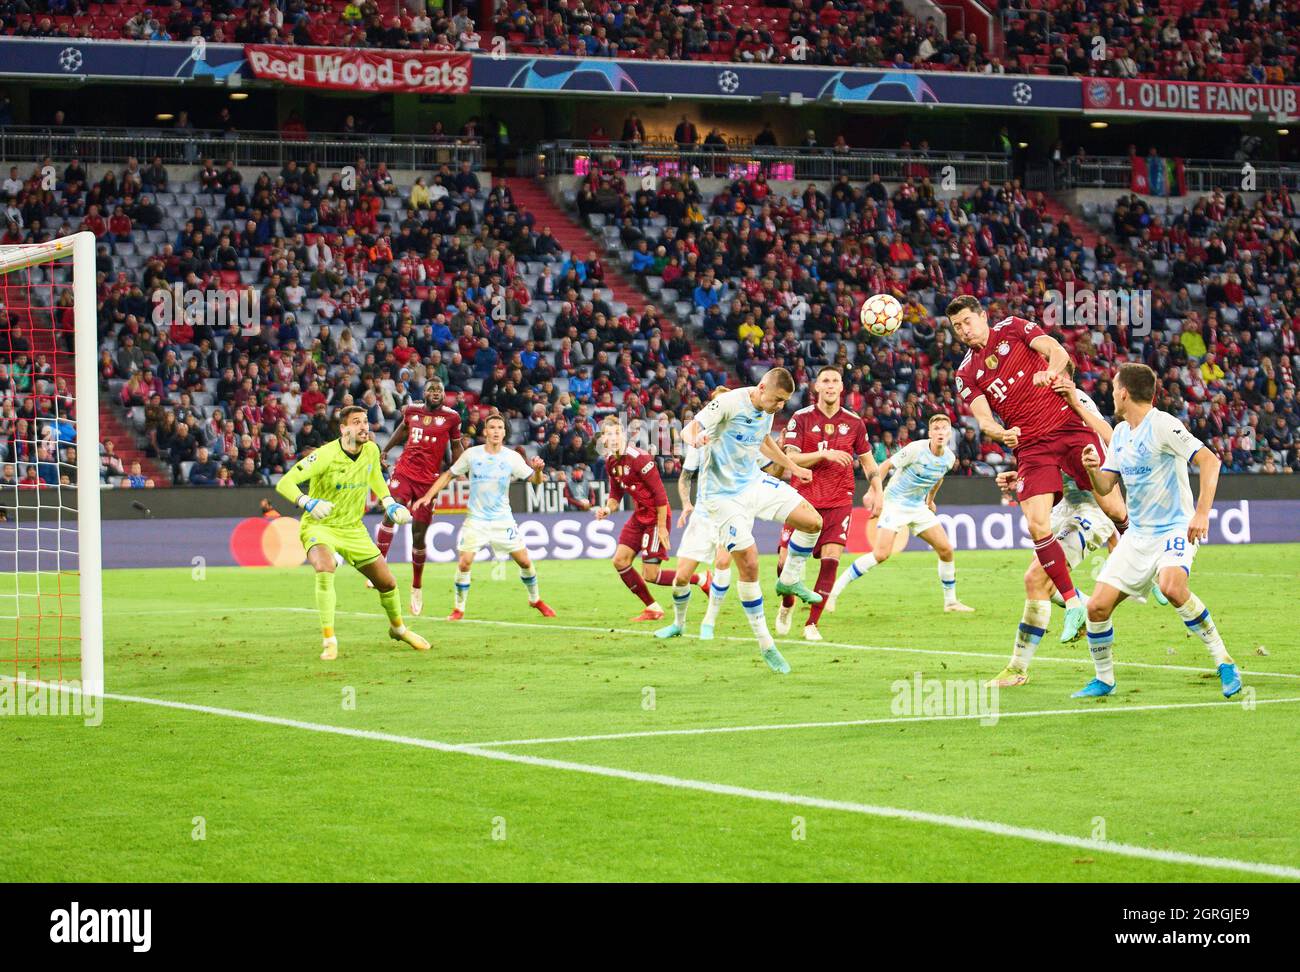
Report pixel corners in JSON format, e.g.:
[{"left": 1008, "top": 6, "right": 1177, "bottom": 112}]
[
  {"left": 459, "top": 696, "right": 1300, "bottom": 748},
  {"left": 106, "top": 606, "right": 1300, "bottom": 680},
  {"left": 7, "top": 675, "right": 1299, "bottom": 882}
]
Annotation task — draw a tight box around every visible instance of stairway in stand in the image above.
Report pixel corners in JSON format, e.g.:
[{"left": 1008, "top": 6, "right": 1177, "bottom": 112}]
[
  {"left": 500, "top": 177, "right": 733, "bottom": 379},
  {"left": 1041, "top": 194, "right": 1132, "bottom": 272},
  {"left": 97, "top": 403, "right": 167, "bottom": 484}
]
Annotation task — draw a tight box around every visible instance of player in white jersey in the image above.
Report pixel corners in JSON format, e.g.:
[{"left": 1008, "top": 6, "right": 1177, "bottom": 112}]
[
  {"left": 1072, "top": 363, "right": 1240, "bottom": 699},
  {"left": 412, "top": 412, "right": 556, "bottom": 620},
  {"left": 988, "top": 381, "right": 1119, "bottom": 687},
  {"left": 655, "top": 368, "right": 820, "bottom": 674},
  {"left": 676, "top": 435, "right": 735, "bottom": 640},
  {"left": 827, "top": 414, "right": 974, "bottom": 613}
]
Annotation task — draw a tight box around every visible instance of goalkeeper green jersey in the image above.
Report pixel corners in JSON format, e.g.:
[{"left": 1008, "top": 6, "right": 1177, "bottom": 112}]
[{"left": 275, "top": 439, "right": 392, "bottom": 529}]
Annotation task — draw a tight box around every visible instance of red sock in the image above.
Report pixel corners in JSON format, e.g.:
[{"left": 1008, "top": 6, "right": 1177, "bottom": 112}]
[
  {"left": 376, "top": 522, "right": 396, "bottom": 558},
  {"left": 650, "top": 567, "right": 676, "bottom": 586},
  {"left": 806, "top": 558, "right": 839, "bottom": 625},
  {"left": 1033, "top": 535, "right": 1077, "bottom": 602},
  {"left": 618, "top": 564, "right": 655, "bottom": 606},
  {"left": 411, "top": 547, "right": 426, "bottom": 588}
]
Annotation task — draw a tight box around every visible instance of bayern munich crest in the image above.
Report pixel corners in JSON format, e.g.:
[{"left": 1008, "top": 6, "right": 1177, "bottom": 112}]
[{"left": 996, "top": 341, "right": 1011, "bottom": 356}]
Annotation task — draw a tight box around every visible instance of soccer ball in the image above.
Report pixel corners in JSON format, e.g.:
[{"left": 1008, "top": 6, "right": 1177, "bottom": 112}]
[{"left": 860, "top": 293, "right": 903, "bottom": 337}]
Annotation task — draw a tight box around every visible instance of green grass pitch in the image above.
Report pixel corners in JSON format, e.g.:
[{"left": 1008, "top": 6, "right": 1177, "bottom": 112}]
[{"left": 2, "top": 543, "right": 1297, "bottom": 882}]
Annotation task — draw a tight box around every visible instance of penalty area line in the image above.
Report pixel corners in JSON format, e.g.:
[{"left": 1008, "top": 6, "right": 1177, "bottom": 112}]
[
  {"left": 107, "top": 606, "right": 1300, "bottom": 681},
  {"left": 459, "top": 696, "right": 1300, "bottom": 748},
  {"left": 9, "top": 675, "right": 1300, "bottom": 882}
]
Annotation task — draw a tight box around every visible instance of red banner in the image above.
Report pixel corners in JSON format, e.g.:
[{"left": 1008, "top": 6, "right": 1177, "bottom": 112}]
[
  {"left": 243, "top": 45, "right": 471, "bottom": 94},
  {"left": 1083, "top": 77, "right": 1300, "bottom": 120}
]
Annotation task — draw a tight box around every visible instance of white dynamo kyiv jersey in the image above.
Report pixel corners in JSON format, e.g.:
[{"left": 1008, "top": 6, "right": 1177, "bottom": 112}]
[
  {"left": 451, "top": 445, "right": 534, "bottom": 522},
  {"left": 884, "top": 439, "right": 956, "bottom": 508},
  {"left": 1062, "top": 390, "right": 1104, "bottom": 506},
  {"left": 1102, "top": 408, "right": 1203, "bottom": 536},
  {"left": 693, "top": 387, "right": 774, "bottom": 502}
]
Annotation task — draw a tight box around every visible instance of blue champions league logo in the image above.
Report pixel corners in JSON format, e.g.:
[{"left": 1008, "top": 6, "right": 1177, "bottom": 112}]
[
  {"left": 818, "top": 71, "right": 940, "bottom": 104},
  {"left": 507, "top": 58, "right": 639, "bottom": 92}
]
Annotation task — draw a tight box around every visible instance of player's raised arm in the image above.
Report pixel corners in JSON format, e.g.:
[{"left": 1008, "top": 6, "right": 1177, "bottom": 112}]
[
  {"left": 380, "top": 417, "right": 408, "bottom": 462},
  {"left": 1028, "top": 333, "right": 1073, "bottom": 387},
  {"left": 412, "top": 465, "right": 457, "bottom": 511},
  {"left": 967, "top": 394, "right": 1019, "bottom": 448},
  {"left": 1081, "top": 442, "right": 1120, "bottom": 496}
]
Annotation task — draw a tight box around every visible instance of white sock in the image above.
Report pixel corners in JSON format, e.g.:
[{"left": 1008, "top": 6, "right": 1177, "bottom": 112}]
[
  {"left": 519, "top": 567, "right": 539, "bottom": 604},
  {"left": 1176, "top": 593, "right": 1231, "bottom": 665},
  {"left": 1012, "top": 599, "right": 1050, "bottom": 670},
  {"left": 453, "top": 569, "right": 471, "bottom": 611},
  {"left": 1085, "top": 617, "right": 1115, "bottom": 685},
  {"left": 831, "top": 552, "right": 878, "bottom": 597},
  {"left": 702, "top": 566, "right": 730, "bottom": 625},
  {"left": 672, "top": 580, "right": 692, "bottom": 627},
  {"left": 938, "top": 559, "right": 957, "bottom": 605},
  {"left": 737, "top": 579, "right": 774, "bottom": 650},
  {"left": 778, "top": 529, "right": 819, "bottom": 585}
]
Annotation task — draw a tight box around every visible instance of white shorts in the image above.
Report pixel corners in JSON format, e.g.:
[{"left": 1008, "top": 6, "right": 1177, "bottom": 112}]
[
  {"left": 676, "top": 508, "right": 721, "bottom": 565},
  {"left": 457, "top": 516, "right": 526, "bottom": 557},
  {"left": 1052, "top": 500, "right": 1115, "bottom": 570},
  {"left": 703, "top": 474, "right": 804, "bottom": 554},
  {"left": 878, "top": 500, "right": 940, "bottom": 536},
  {"left": 1096, "top": 529, "right": 1197, "bottom": 598}
]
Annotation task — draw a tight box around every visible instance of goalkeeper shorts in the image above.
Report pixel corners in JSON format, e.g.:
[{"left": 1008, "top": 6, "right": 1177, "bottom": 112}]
[{"left": 300, "top": 520, "right": 382, "bottom": 569}]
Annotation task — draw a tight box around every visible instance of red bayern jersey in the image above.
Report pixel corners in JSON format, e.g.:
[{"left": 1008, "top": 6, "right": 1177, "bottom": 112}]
[
  {"left": 954, "top": 316, "right": 1087, "bottom": 444},
  {"left": 782, "top": 404, "right": 870, "bottom": 508},
  {"left": 607, "top": 446, "right": 669, "bottom": 524},
  {"left": 393, "top": 403, "right": 461, "bottom": 484}
]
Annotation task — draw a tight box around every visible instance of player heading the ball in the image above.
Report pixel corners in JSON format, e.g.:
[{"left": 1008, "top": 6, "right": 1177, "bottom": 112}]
[
  {"left": 948, "top": 295, "right": 1129, "bottom": 643},
  {"left": 412, "top": 411, "right": 555, "bottom": 621},
  {"left": 275, "top": 405, "right": 431, "bottom": 661}
]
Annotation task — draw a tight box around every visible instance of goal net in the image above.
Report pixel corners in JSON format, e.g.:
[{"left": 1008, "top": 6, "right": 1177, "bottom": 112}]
[{"left": 0, "top": 232, "right": 102, "bottom": 696}]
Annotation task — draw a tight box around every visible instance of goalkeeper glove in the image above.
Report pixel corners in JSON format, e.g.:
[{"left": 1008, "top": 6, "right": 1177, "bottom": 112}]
[
  {"left": 385, "top": 500, "right": 412, "bottom": 525},
  {"left": 298, "top": 495, "right": 334, "bottom": 520}
]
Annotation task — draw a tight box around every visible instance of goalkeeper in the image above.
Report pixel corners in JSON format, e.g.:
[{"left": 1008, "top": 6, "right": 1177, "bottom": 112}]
[{"left": 276, "top": 404, "right": 431, "bottom": 660}]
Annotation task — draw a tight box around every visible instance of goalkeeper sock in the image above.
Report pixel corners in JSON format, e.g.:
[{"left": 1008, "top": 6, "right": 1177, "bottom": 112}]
[
  {"left": 617, "top": 563, "right": 655, "bottom": 607},
  {"left": 832, "top": 552, "right": 879, "bottom": 599},
  {"left": 737, "top": 580, "right": 774, "bottom": 650},
  {"left": 376, "top": 522, "right": 396, "bottom": 558},
  {"left": 1176, "top": 592, "right": 1231, "bottom": 665},
  {"left": 778, "top": 530, "right": 819, "bottom": 585},
  {"left": 1085, "top": 617, "right": 1115, "bottom": 685},
  {"left": 702, "top": 566, "right": 730, "bottom": 626},
  {"left": 519, "top": 566, "right": 540, "bottom": 604},
  {"left": 378, "top": 586, "right": 403, "bottom": 627},
  {"left": 453, "top": 569, "right": 471, "bottom": 611},
  {"left": 1012, "top": 599, "right": 1050, "bottom": 670},
  {"left": 806, "top": 558, "right": 839, "bottom": 625},
  {"left": 938, "top": 558, "right": 957, "bottom": 606},
  {"left": 315, "top": 571, "right": 337, "bottom": 636},
  {"left": 411, "top": 546, "right": 426, "bottom": 588}
]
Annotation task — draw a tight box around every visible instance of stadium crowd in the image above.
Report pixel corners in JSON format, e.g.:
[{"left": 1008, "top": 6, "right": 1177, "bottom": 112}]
[
  {"left": 2, "top": 136, "right": 1298, "bottom": 496},
  {"left": 2, "top": 0, "right": 1298, "bottom": 81}
]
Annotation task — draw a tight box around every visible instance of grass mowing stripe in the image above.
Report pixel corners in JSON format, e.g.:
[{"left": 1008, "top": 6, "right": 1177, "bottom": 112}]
[
  {"left": 106, "top": 606, "right": 1300, "bottom": 680},
  {"left": 460, "top": 696, "right": 1300, "bottom": 748},
  {"left": 9, "top": 674, "right": 1299, "bottom": 882}
]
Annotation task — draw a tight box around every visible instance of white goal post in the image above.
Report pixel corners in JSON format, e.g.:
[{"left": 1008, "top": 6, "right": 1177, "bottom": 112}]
[{"left": 0, "top": 231, "right": 102, "bottom": 695}]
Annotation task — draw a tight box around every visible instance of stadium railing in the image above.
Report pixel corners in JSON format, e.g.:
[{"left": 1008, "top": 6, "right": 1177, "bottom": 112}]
[
  {"left": 537, "top": 140, "right": 1014, "bottom": 184},
  {"left": 0, "top": 126, "right": 485, "bottom": 170},
  {"left": 1064, "top": 156, "right": 1300, "bottom": 193}
]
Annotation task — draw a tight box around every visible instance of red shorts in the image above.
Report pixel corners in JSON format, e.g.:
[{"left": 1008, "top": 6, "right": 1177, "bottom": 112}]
[
  {"left": 387, "top": 472, "right": 436, "bottom": 525},
  {"left": 779, "top": 504, "right": 853, "bottom": 557},
  {"left": 618, "top": 516, "right": 669, "bottom": 563},
  {"left": 1014, "top": 424, "right": 1104, "bottom": 503}
]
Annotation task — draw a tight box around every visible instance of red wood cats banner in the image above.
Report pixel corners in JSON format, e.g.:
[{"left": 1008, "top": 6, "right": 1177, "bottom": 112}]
[{"left": 244, "top": 46, "right": 471, "bottom": 93}]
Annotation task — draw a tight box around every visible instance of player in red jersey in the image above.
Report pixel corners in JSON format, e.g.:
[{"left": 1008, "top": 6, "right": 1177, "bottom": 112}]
[
  {"left": 593, "top": 415, "right": 708, "bottom": 622},
  {"left": 947, "top": 295, "right": 1128, "bottom": 642},
  {"left": 774, "top": 366, "right": 882, "bottom": 641},
  {"left": 375, "top": 377, "right": 463, "bottom": 616}
]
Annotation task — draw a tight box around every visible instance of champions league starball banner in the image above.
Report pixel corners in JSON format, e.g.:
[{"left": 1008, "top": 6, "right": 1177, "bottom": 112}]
[{"left": 79, "top": 500, "right": 1300, "bottom": 570}]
